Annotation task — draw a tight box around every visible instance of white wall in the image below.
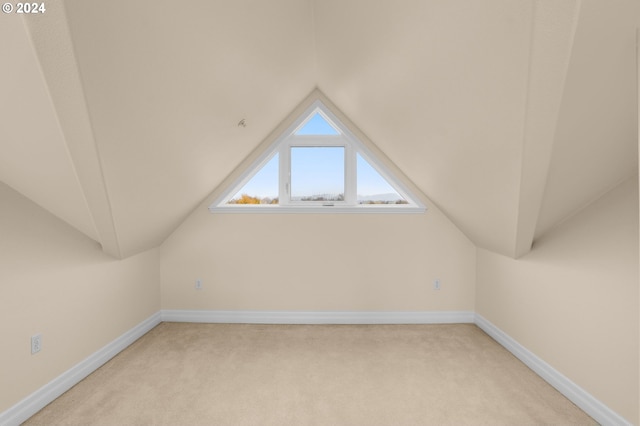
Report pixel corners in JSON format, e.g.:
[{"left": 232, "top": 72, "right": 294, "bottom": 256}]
[
  {"left": 476, "top": 177, "right": 639, "bottom": 424},
  {"left": 161, "top": 204, "right": 475, "bottom": 312},
  {"left": 0, "top": 182, "right": 161, "bottom": 413}
]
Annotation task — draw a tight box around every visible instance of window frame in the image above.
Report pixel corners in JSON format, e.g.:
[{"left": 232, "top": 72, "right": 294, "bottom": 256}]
[
  {"left": 209, "top": 100, "right": 426, "bottom": 214},
  {"left": 284, "top": 141, "right": 350, "bottom": 207}
]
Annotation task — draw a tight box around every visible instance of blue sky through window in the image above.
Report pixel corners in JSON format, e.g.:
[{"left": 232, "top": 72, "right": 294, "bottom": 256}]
[
  {"left": 357, "top": 154, "right": 404, "bottom": 202},
  {"left": 231, "top": 153, "right": 279, "bottom": 200},
  {"left": 295, "top": 112, "right": 339, "bottom": 135},
  {"left": 291, "top": 147, "right": 344, "bottom": 200},
  {"left": 230, "top": 151, "right": 403, "bottom": 202}
]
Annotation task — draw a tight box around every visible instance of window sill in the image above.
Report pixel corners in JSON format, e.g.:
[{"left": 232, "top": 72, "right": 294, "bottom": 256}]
[{"left": 209, "top": 205, "right": 426, "bottom": 214}]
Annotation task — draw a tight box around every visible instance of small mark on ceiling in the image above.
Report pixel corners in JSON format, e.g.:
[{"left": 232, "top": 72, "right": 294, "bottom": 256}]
[{"left": 237, "top": 119, "right": 247, "bottom": 128}]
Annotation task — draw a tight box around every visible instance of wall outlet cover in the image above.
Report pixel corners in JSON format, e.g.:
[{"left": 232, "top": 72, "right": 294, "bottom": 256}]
[{"left": 31, "top": 334, "right": 42, "bottom": 354}]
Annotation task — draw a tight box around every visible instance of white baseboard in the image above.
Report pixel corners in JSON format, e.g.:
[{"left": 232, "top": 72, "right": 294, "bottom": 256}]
[
  {"left": 0, "top": 312, "right": 162, "bottom": 426},
  {"left": 474, "top": 314, "right": 631, "bottom": 426},
  {"left": 161, "top": 309, "right": 475, "bottom": 324}
]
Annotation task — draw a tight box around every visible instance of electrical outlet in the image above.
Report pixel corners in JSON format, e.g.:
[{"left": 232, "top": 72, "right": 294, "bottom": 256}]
[
  {"left": 195, "top": 279, "right": 202, "bottom": 290},
  {"left": 433, "top": 279, "right": 441, "bottom": 290},
  {"left": 31, "top": 334, "right": 42, "bottom": 354}
]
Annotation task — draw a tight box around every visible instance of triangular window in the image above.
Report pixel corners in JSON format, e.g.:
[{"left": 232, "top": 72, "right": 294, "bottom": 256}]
[{"left": 210, "top": 98, "right": 425, "bottom": 213}]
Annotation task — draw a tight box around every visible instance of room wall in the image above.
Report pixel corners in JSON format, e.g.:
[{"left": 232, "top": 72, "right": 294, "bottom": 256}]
[
  {"left": 161, "top": 204, "right": 475, "bottom": 312},
  {"left": 0, "top": 182, "right": 161, "bottom": 413},
  {"left": 476, "top": 176, "right": 639, "bottom": 424}
]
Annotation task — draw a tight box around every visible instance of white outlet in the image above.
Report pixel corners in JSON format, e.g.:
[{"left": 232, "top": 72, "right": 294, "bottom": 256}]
[
  {"left": 433, "top": 279, "right": 441, "bottom": 290},
  {"left": 195, "top": 279, "right": 202, "bottom": 290},
  {"left": 31, "top": 334, "right": 42, "bottom": 354}
]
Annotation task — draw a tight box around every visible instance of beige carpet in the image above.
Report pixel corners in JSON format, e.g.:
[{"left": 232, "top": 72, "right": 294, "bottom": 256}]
[{"left": 24, "top": 323, "right": 596, "bottom": 425}]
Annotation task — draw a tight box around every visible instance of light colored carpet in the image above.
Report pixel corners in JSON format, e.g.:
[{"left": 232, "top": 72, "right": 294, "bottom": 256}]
[{"left": 24, "top": 323, "right": 596, "bottom": 425}]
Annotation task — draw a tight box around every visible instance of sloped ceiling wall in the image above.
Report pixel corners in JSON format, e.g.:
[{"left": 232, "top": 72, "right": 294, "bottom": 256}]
[
  {"left": 536, "top": 0, "right": 640, "bottom": 239},
  {"left": 0, "top": 14, "right": 98, "bottom": 241},
  {"left": 1, "top": 0, "right": 638, "bottom": 259},
  {"left": 313, "top": 0, "right": 582, "bottom": 257}
]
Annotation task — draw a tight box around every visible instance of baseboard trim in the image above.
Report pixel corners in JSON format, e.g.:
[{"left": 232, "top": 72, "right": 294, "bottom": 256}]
[
  {"left": 0, "top": 312, "right": 162, "bottom": 426},
  {"left": 474, "top": 314, "right": 631, "bottom": 426},
  {"left": 161, "top": 309, "right": 475, "bottom": 324}
]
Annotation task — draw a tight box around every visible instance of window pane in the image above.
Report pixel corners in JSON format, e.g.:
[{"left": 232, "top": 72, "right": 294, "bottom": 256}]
[
  {"left": 291, "top": 147, "right": 344, "bottom": 201},
  {"left": 357, "top": 154, "right": 407, "bottom": 204},
  {"left": 295, "top": 112, "right": 339, "bottom": 135},
  {"left": 228, "top": 153, "right": 279, "bottom": 204}
]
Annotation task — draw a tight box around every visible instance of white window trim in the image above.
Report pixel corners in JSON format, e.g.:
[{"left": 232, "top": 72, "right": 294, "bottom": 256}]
[{"left": 209, "top": 100, "right": 426, "bottom": 214}]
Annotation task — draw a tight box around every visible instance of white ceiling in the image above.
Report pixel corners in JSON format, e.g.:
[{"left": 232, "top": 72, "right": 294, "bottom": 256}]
[{"left": 1, "top": 0, "right": 637, "bottom": 258}]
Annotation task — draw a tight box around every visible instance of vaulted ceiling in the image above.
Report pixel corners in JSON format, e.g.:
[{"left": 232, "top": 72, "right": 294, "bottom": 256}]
[{"left": 1, "top": 0, "right": 638, "bottom": 259}]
